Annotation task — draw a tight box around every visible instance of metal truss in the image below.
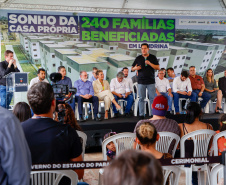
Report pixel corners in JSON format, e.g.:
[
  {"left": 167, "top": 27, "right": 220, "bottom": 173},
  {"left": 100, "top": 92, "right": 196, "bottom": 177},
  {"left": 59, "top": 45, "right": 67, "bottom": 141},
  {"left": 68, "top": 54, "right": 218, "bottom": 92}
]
[{"left": 1, "top": 2, "right": 226, "bottom": 16}]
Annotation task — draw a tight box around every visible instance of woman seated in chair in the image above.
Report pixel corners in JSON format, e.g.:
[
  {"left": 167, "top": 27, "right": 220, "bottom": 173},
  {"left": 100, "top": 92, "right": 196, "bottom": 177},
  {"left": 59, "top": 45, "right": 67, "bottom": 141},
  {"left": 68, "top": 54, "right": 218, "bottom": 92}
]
[
  {"left": 93, "top": 70, "right": 121, "bottom": 119},
  {"left": 203, "top": 68, "right": 223, "bottom": 113},
  {"left": 135, "top": 121, "right": 172, "bottom": 159},
  {"left": 178, "top": 102, "right": 213, "bottom": 185}
]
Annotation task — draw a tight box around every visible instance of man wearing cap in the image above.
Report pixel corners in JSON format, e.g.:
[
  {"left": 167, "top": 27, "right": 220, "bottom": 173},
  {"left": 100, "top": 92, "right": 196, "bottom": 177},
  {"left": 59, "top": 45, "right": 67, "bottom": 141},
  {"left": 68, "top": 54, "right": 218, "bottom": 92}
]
[{"left": 134, "top": 95, "right": 180, "bottom": 155}]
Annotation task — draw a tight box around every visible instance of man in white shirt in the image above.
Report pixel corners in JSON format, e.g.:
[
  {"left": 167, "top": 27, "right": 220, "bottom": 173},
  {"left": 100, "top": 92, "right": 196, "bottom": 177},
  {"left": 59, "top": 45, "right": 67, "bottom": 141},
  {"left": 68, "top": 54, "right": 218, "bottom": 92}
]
[
  {"left": 110, "top": 72, "right": 134, "bottom": 117},
  {"left": 167, "top": 67, "right": 177, "bottom": 91},
  {"left": 173, "top": 71, "right": 197, "bottom": 114},
  {"left": 155, "top": 69, "right": 173, "bottom": 112},
  {"left": 122, "top": 67, "right": 133, "bottom": 93},
  {"left": 29, "top": 68, "right": 49, "bottom": 88}
]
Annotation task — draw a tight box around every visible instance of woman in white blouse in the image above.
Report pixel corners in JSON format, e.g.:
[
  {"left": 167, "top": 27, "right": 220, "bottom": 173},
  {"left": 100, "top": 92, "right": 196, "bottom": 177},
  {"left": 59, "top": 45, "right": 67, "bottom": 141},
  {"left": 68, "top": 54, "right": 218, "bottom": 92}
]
[{"left": 93, "top": 70, "right": 121, "bottom": 119}]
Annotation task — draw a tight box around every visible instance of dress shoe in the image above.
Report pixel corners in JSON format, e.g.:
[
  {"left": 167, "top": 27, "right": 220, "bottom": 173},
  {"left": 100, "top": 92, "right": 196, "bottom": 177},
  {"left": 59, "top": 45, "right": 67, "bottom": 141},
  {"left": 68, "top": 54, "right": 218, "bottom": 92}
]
[
  {"left": 79, "top": 117, "right": 86, "bottom": 122},
  {"left": 94, "top": 117, "right": 102, "bottom": 121},
  {"left": 125, "top": 113, "right": 131, "bottom": 118}
]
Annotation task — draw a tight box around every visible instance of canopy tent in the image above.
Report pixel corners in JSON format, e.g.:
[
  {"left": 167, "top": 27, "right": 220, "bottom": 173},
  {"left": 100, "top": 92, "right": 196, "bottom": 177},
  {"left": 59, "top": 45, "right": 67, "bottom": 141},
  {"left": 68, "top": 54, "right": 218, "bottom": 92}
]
[{"left": 0, "top": 0, "right": 226, "bottom": 15}]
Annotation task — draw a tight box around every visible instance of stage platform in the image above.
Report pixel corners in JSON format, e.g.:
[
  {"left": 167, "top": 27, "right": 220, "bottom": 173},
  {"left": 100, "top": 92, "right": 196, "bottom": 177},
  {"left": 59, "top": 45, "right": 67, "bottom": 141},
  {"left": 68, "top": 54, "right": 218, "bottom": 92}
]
[{"left": 80, "top": 113, "right": 223, "bottom": 151}]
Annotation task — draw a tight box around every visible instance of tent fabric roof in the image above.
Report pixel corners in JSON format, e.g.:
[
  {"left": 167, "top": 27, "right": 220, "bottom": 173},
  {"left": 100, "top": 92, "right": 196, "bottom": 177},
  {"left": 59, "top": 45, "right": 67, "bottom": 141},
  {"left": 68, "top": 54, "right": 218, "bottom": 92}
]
[{"left": 1, "top": 0, "right": 226, "bottom": 15}]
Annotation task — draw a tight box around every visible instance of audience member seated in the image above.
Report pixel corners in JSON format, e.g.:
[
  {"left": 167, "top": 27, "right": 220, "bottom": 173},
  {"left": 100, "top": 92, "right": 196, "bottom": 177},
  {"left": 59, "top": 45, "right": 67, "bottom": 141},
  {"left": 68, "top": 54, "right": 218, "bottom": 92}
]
[
  {"left": 57, "top": 103, "right": 82, "bottom": 131},
  {"left": 89, "top": 67, "right": 98, "bottom": 83},
  {"left": 173, "top": 71, "right": 197, "bottom": 114},
  {"left": 155, "top": 69, "right": 173, "bottom": 114},
  {"left": 134, "top": 95, "right": 180, "bottom": 155},
  {"left": 103, "top": 132, "right": 117, "bottom": 160},
  {"left": 74, "top": 71, "right": 101, "bottom": 122},
  {"left": 103, "top": 149, "right": 163, "bottom": 185},
  {"left": 204, "top": 68, "right": 223, "bottom": 113},
  {"left": 0, "top": 106, "right": 31, "bottom": 185},
  {"left": 135, "top": 122, "right": 172, "bottom": 159},
  {"left": 93, "top": 70, "right": 121, "bottom": 119},
  {"left": 218, "top": 69, "right": 226, "bottom": 99},
  {"left": 13, "top": 102, "right": 31, "bottom": 122},
  {"left": 110, "top": 72, "right": 134, "bottom": 118},
  {"left": 122, "top": 67, "right": 133, "bottom": 94},
  {"left": 189, "top": 66, "right": 211, "bottom": 110},
  {"left": 178, "top": 102, "right": 213, "bottom": 185},
  {"left": 21, "top": 82, "right": 84, "bottom": 182},
  {"left": 57, "top": 66, "right": 75, "bottom": 112},
  {"left": 167, "top": 67, "right": 177, "bottom": 91},
  {"left": 29, "top": 68, "right": 48, "bottom": 88}
]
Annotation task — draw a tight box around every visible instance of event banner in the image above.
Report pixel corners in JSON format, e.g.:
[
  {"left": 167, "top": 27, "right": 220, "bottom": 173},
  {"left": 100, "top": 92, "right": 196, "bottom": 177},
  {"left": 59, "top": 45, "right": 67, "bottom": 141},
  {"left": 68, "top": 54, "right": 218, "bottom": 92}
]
[
  {"left": 8, "top": 13, "right": 78, "bottom": 34},
  {"left": 80, "top": 16, "right": 175, "bottom": 42}
]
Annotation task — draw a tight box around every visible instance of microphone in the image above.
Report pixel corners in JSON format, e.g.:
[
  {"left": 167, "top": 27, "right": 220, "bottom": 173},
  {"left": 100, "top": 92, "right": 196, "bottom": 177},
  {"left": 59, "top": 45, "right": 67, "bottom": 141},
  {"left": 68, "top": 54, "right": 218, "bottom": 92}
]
[
  {"left": 50, "top": 73, "right": 62, "bottom": 83},
  {"left": 145, "top": 57, "right": 147, "bottom": 66}
]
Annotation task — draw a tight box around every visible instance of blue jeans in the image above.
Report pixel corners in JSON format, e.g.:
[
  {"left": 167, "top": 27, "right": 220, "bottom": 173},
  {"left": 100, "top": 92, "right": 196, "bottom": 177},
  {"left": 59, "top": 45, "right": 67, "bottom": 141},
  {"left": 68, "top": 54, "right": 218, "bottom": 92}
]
[
  {"left": 192, "top": 90, "right": 211, "bottom": 109},
  {"left": 112, "top": 94, "right": 134, "bottom": 114},
  {"left": 156, "top": 92, "right": 173, "bottom": 111},
  {"left": 138, "top": 84, "right": 155, "bottom": 116},
  {"left": 0, "top": 85, "right": 13, "bottom": 109},
  {"left": 173, "top": 92, "right": 197, "bottom": 113}
]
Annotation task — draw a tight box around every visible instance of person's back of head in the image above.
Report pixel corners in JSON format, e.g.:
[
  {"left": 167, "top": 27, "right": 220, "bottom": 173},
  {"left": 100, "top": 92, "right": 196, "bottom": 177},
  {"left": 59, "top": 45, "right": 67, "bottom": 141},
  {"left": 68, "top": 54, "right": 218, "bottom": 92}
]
[
  {"left": 136, "top": 122, "right": 157, "bottom": 146},
  {"left": 13, "top": 102, "right": 31, "bottom": 122},
  {"left": 63, "top": 103, "right": 82, "bottom": 131},
  {"left": 27, "top": 82, "right": 54, "bottom": 115},
  {"left": 103, "top": 149, "right": 163, "bottom": 185},
  {"left": 184, "top": 102, "right": 202, "bottom": 124}
]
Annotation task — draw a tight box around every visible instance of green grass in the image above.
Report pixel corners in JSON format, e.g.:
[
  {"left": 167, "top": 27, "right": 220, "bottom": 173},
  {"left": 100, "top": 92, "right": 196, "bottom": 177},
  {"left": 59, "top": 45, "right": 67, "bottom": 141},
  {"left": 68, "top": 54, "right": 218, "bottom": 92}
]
[
  {"left": 1, "top": 44, "right": 6, "bottom": 61},
  {"left": 13, "top": 45, "right": 27, "bottom": 61},
  {"left": 20, "top": 63, "right": 37, "bottom": 83}
]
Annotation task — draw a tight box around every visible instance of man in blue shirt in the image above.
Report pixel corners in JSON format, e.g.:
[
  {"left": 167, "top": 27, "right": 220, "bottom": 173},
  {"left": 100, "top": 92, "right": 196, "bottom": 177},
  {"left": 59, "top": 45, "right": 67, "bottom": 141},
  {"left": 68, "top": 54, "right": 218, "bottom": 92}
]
[
  {"left": 74, "top": 71, "right": 101, "bottom": 122},
  {"left": 57, "top": 66, "right": 75, "bottom": 112},
  {"left": 89, "top": 67, "right": 98, "bottom": 83},
  {"left": 0, "top": 106, "right": 31, "bottom": 185}
]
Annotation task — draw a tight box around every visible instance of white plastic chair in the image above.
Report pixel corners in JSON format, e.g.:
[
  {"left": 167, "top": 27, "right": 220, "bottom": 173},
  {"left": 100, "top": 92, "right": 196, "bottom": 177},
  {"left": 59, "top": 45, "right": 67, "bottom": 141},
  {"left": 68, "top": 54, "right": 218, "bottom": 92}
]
[
  {"left": 99, "top": 132, "right": 136, "bottom": 185},
  {"left": 75, "top": 102, "right": 94, "bottom": 121},
  {"left": 98, "top": 100, "right": 113, "bottom": 118},
  {"left": 210, "top": 164, "right": 224, "bottom": 185},
  {"left": 180, "top": 129, "right": 215, "bottom": 185},
  {"left": 102, "top": 132, "right": 136, "bottom": 160},
  {"left": 213, "top": 130, "right": 226, "bottom": 156},
  {"left": 156, "top": 132, "right": 180, "bottom": 157},
  {"left": 133, "top": 83, "right": 151, "bottom": 116},
  {"left": 30, "top": 170, "right": 78, "bottom": 185},
  {"left": 162, "top": 166, "right": 181, "bottom": 185},
  {"left": 76, "top": 130, "right": 87, "bottom": 159}
]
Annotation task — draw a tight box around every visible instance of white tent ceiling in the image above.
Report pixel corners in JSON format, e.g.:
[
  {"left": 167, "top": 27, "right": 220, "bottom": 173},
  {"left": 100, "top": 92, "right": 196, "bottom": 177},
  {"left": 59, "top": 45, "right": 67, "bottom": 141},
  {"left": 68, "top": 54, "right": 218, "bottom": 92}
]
[{"left": 1, "top": 0, "right": 226, "bottom": 15}]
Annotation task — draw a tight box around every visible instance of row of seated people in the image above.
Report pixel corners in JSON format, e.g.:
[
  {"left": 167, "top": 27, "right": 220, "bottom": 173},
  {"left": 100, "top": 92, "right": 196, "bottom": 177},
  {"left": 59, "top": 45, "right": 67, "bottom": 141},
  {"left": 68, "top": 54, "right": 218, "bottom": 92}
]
[{"left": 156, "top": 66, "right": 225, "bottom": 115}]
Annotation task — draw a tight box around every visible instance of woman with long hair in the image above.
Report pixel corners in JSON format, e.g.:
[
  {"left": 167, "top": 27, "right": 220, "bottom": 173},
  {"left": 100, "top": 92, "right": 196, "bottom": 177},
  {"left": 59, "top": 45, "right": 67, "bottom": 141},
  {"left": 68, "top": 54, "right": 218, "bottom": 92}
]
[
  {"left": 13, "top": 102, "right": 31, "bottom": 122},
  {"left": 204, "top": 68, "right": 223, "bottom": 113}
]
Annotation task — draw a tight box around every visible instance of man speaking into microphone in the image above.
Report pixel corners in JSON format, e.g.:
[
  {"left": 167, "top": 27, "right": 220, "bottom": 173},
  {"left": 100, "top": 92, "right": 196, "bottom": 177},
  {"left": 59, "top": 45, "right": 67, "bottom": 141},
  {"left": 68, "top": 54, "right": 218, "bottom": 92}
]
[
  {"left": 0, "top": 50, "right": 20, "bottom": 109},
  {"left": 131, "top": 43, "right": 160, "bottom": 119}
]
